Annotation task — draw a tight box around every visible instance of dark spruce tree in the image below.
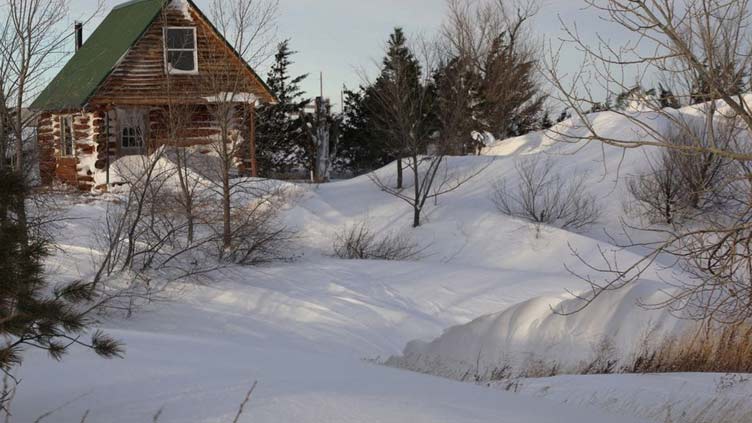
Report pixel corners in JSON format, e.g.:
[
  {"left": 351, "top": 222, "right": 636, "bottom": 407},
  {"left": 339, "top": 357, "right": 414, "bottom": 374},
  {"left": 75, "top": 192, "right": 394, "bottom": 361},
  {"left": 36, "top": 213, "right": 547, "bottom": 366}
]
[
  {"left": 658, "top": 84, "right": 681, "bottom": 109},
  {"left": 556, "top": 108, "right": 571, "bottom": 123},
  {"left": 369, "top": 27, "right": 425, "bottom": 188},
  {"left": 690, "top": 62, "right": 746, "bottom": 104},
  {"left": 539, "top": 111, "right": 553, "bottom": 130},
  {"left": 336, "top": 88, "right": 385, "bottom": 174},
  {"left": 0, "top": 169, "right": 122, "bottom": 403},
  {"left": 432, "top": 56, "right": 482, "bottom": 155},
  {"left": 255, "top": 39, "right": 310, "bottom": 177},
  {"left": 478, "top": 32, "right": 546, "bottom": 139}
]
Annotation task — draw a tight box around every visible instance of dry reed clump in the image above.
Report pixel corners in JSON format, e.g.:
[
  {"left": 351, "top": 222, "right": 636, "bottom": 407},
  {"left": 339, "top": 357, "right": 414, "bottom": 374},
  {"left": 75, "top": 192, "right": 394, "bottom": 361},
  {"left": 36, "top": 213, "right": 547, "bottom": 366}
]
[{"left": 627, "top": 324, "right": 752, "bottom": 374}]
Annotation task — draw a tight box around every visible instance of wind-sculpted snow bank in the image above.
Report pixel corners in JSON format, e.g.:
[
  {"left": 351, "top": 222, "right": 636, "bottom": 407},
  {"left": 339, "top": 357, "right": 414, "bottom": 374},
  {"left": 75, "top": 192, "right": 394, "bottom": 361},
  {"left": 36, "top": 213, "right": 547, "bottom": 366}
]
[{"left": 388, "top": 280, "right": 689, "bottom": 380}]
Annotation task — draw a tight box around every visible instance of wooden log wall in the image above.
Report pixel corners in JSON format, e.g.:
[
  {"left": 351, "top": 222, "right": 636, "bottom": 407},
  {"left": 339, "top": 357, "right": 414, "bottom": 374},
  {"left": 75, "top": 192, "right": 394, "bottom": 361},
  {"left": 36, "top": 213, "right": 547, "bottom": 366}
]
[
  {"left": 89, "top": 5, "right": 273, "bottom": 107},
  {"left": 37, "top": 113, "right": 56, "bottom": 185},
  {"left": 148, "top": 103, "right": 255, "bottom": 175},
  {"left": 38, "top": 111, "right": 110, "bottom": 190}
]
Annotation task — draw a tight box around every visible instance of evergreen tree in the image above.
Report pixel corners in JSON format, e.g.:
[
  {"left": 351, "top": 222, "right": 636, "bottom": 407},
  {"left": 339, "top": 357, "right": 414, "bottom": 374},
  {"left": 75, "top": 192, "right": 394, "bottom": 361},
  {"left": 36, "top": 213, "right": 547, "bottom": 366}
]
[
  {"left": 336, "top": 88, "right": 388, "bottom": 173},
  {"left": 368, "top": 27, "right": 426, "bottom": 186},
  {"left": 690, "top": 62, "right": 746, "bottom": 104},
  {"left": 587, "top": 99, "right": 611, "bottom": 114},
  {"left": 556, "top": 108, "right": 571, "bottom": 123},
  {"left": 255, "top": 40, "right": 310, "bottom": 176},
  {"left": 0, "top": 169, "right": 121, "bottom": 401},
  {"left": 614, "top": 87, "right": 639, "bottom": 110},
  {"left": 432, "top": 56, "right": 482, "bottom": 155},
  {"left": 478, "top": 32, "right": 546, "bottom": 139},
  {"left": 539, "top": 111, "right": 553, "bottom": 130},
  {"left": 378, "top": 28, "right": 423, "bottom": 93},
  {"left": 658, "top": 84, "right": 681, "bottom": 109}
]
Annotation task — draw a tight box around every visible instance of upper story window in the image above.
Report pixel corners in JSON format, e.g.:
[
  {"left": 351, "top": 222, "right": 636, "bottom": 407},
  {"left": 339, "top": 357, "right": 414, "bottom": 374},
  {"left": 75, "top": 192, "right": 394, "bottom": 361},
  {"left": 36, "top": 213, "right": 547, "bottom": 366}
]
[{"left": 164, "top": 27, "right": 198, "bottom": 74}]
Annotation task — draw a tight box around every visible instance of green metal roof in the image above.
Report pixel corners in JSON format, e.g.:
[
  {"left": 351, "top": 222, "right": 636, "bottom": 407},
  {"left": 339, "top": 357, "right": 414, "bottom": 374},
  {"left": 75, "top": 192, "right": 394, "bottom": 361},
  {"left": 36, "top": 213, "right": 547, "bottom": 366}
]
[{"left": 30, "top": 0, "right": 166, "bottom": 111}]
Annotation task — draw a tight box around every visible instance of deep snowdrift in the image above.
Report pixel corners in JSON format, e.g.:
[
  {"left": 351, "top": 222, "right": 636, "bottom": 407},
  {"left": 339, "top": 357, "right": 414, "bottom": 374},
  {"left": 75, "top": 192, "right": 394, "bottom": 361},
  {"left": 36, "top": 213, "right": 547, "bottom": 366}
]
[
  {"left": 16, "top": 103, "right": 733, "bottom": 422},
  {"left": 386, "top": 104, "right": 740, "bottom": 381},
  {"left": 387, "top": 280, "right": 688, "bottom": 379}
]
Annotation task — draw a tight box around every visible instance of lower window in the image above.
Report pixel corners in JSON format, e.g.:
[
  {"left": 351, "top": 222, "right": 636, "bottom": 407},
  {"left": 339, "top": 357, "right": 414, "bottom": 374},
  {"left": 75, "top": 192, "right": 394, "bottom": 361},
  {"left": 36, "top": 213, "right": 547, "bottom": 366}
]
[
  {"left": 61, "top": 116, "right": 75, "bottom": 157},
  {"left": 121, "top": 126, "right": 144, "bottom": 149}
]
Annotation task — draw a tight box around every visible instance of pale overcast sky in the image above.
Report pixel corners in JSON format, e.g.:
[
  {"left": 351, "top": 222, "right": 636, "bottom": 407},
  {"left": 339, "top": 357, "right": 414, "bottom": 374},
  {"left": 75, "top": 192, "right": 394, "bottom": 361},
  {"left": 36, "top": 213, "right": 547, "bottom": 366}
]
[{"left": 67, "top": 0, "right": 635, "bottom": 111}]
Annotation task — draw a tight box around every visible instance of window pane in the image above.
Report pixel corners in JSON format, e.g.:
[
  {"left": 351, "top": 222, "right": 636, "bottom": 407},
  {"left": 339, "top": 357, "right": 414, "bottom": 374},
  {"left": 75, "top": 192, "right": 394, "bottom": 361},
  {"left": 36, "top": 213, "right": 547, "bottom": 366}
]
[
  {"left": 121, "top": 127, "right": 145, "bottom": 149},
  {"left": 166, "top": 28, "right": 195, "bottom": 49},
  {"left": 168, "top": 50, "right": 195, "bottom": 71},
  {"left": 62, "top": 117, "right": 74, "bottom": 156}
]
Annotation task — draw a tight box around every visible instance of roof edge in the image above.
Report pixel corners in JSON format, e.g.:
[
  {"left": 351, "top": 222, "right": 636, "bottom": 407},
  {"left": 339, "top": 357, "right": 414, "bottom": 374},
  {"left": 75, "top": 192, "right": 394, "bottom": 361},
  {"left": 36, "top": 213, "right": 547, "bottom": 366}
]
[{"left": 185, "top": 0, "right": 277, "bottom": 104}]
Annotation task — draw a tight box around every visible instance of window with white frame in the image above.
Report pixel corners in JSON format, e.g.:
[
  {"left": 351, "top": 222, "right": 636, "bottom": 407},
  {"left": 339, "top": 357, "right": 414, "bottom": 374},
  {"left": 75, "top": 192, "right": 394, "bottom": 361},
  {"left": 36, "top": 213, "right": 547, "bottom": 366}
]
[
  {"left": 60, "top": 116, "right": 75, "bottom": 157},
  {"left": 121, "top": 127, "right": 143, "bottom": 149},
  {"left": 164, "top": 27, "right": 198, "bottom": 74},
  {"left": 117, "top": 109, "right": 146, "bottom": 153}
]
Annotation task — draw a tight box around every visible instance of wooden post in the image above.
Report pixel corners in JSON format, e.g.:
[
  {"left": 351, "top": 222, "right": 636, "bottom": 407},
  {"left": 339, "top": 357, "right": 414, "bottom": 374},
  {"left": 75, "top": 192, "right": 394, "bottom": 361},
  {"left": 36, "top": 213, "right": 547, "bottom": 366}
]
[{"left": 249, "top": 105, "right": 257, "bottom": 177}]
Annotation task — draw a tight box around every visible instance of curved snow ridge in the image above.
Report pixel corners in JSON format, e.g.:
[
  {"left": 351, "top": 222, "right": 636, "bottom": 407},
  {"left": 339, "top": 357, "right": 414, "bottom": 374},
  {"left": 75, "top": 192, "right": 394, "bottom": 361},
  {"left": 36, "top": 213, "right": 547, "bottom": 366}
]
[{"left": 387, "top": 280, "right": 689, "bottom": 380}]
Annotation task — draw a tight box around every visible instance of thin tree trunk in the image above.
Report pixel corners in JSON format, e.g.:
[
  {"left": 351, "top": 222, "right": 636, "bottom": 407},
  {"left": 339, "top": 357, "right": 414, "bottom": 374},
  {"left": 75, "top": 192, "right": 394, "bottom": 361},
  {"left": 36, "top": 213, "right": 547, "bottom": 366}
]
[
  {"left": 412, "top": 156, "right": 420, "bottom": 227},
  {"left": 0, "top": 107, "right": 6, "bottom": 171},
  {"left": 221, "top": 123, "right": 232, "bottom": 251},
  {"left": 223, "top": 169, "right": 231, "bottom": 250},
  {"left": 397, "top": 158, "right": 403, "bottom": 189},
  {"left": 14, "top": 77, "right": 25, "bottom": 175}
]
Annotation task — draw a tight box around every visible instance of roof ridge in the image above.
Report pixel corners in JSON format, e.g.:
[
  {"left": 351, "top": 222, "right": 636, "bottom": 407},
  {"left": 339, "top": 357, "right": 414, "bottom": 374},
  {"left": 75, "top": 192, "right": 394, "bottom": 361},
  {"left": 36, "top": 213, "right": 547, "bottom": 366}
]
[{"left": 113, "top": 0, "right": 165, "bottom": 11}]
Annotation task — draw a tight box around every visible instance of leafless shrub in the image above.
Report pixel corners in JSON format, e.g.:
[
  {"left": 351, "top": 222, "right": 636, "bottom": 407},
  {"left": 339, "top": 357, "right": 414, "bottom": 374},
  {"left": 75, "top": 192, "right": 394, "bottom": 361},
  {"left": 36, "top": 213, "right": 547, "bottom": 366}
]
[
  {"left": 628, "top": 150, "right": 686, "bottom": 225},
  {"left": 91, "top": 155, "right": 221, "bottom": 316},
  {"left": 215, "top": 184, "right": 295, "bottom": 265},
  {"left": 332, "top": 220, "right": 422, "bottom": 261},
  {"left": 542, "top": 0, "right": 752, "bottom": 325},
  {"left": 492, "top": 156, "right": 600, "bottom": 230},
  {"left": 628, "top": 122, "right": 735, "bottom": 224}
]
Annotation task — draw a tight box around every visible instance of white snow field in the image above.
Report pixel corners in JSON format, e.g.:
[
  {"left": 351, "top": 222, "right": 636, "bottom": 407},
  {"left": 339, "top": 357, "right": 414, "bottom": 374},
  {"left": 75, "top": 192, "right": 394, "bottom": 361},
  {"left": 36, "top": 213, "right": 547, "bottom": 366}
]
[{"left": 12, "top": 104, "right": 742, "bottom": 422}]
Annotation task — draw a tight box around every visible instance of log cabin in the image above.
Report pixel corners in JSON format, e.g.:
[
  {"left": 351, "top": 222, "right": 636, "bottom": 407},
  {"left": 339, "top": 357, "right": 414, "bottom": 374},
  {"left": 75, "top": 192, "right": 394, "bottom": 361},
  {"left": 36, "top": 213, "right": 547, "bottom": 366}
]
[{"left": 30, "top": 0, "right": 276, "bottom": 190}]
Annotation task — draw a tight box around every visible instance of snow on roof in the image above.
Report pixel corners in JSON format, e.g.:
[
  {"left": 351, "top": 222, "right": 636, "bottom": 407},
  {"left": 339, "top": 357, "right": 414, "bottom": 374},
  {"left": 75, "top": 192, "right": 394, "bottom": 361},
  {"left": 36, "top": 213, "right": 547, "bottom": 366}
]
[
  {"left": 168, "top": 0, "right": 192, "bottom": 20},
  {"left": 203, "top": 92, "right": 259, "bottom": 104}
]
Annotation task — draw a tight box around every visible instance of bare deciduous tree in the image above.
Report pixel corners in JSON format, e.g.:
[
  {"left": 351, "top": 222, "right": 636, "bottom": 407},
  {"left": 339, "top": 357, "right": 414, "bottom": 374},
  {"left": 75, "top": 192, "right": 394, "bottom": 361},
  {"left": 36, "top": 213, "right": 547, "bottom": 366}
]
[
  {"left": 367, "top": 36, "right": 491, "bottom": 228},
  {"left": 0, "top": 0, "right": 103, "bottom": 174},
  {"left": 195, "top": 0, "right": 295, "bottom": 262},
  {"left": 547, "top": 0, "right": 752, "bottom": 325},
  {"left": 209, "top": 0, "right": 279, "bottom": 68},
  {"left": 442, "top": 0, "right": 545, "bottom": 139}
]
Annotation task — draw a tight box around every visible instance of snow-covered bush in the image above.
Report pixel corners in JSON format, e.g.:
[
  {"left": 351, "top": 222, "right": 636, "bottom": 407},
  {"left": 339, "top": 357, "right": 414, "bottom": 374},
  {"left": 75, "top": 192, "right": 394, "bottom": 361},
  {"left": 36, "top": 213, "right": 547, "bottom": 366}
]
[
  {"left": 492, "top": 156, "right": 600, "bottom": 230},
  {"left": 332, "top": 221, "right": 421, "bottom": 261}
]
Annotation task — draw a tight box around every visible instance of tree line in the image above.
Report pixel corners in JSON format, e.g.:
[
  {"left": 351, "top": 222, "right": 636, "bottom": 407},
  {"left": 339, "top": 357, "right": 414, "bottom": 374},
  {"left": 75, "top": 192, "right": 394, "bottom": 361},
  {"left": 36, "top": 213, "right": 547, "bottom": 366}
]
[{"left": 256, "top": 1, "right": 548, "bottom": 180}]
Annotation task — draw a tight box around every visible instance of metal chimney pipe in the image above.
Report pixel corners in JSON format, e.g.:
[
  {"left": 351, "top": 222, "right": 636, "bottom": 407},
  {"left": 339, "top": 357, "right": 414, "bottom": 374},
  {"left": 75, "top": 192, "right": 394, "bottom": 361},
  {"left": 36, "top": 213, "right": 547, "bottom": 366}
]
[{"left": 75, "top": 22, "right": 83, "bottom": 52}]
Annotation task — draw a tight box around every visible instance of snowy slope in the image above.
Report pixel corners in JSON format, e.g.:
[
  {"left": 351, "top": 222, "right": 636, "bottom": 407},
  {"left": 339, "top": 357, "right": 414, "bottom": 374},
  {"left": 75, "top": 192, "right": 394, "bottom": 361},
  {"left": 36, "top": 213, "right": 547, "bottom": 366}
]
[
  {"left": 384, "top": 105, "right": 739, "bottom": 380},
  {"left": 387, "top": 280, "right": 688, "bottom": 380},
  {"left": 14, "top": 199, "right": 650, "bottom": 422},
  {"left": 504, "top": 373, "right": 752, "bottom": 423},
  {"left": 13, "top": 256, "right": 651, "bottom": 423},
  {"left": 13, "top": 104, "right": 726, "bottom": 422}
]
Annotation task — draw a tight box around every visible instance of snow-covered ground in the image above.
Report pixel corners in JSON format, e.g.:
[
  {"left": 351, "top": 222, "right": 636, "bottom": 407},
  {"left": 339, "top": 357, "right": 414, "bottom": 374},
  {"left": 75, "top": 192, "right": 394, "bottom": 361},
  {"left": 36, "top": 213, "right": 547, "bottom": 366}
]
[
  {"left": 12, "top": 105, "right": 745, "bottom": 422},
  {"left": 501, "top": 373, "right": 752, "bottom": 423}
]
